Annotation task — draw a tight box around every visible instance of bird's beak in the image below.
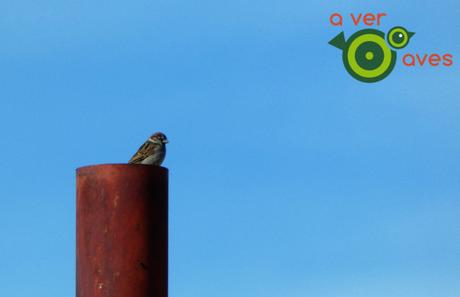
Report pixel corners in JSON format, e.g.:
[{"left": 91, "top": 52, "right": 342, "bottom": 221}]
[
  {"left": 408, "top": 31, "right": 415, "bottom": 38},
  {"left": 163, "top": 140, "right": 169, "bottom": 144}
]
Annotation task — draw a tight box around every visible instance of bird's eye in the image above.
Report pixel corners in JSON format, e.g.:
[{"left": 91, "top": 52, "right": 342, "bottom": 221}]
[{"left": 392, "top": 32, "right": 405, "bottom": 44}]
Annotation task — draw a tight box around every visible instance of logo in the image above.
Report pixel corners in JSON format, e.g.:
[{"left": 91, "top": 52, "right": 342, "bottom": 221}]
[
  {"left": 328, "top": 12, "right": 453, "bottom": 83},
  {"left": 329, "top": 27, "right": 414, "bottom": 83}
]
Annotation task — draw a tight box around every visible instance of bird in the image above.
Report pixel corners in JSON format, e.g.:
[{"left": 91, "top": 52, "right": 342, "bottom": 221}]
[
  {"left": 128, "top": 132, "right": 168, "bottom": 165},
  {"left": 329, "top": 26, "right": 414, "bottom": 82}
]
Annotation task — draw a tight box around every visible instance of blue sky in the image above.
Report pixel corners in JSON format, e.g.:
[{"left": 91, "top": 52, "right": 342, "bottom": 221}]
[{"left": 0, "top": 0, "right": 459, "bottom": 296}]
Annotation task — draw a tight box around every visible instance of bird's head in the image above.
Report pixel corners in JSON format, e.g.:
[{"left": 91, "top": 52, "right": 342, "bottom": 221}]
[
  {"left": 387, "top": 26, "right": 415, "bottom": 50},
  {"left": 149, "top": 132, "right": 169, "bottom": 144}
]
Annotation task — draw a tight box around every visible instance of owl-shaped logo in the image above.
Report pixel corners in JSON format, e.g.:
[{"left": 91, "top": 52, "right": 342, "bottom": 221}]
[{"left": 329, "top": 26, "right": 415, "bottom": 83}]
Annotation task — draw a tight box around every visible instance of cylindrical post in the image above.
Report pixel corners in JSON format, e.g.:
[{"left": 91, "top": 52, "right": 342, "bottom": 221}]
[{"left": 76, "top": 164, "right": 168, "bottom": 297}]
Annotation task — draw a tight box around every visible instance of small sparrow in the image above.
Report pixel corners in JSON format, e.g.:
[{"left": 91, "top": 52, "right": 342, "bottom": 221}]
[{"left": 128, "top": 132, "right": 168, "bottom": 165}]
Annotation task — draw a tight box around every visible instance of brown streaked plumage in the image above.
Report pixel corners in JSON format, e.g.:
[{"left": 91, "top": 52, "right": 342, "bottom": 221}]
[{"left": 128, "top": 132, "right": 168, "bottom": 165}]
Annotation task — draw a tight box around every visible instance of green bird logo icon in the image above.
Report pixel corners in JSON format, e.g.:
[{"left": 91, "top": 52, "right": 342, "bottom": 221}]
[{"left": 329, "top": 26, "right": 415, "bottom": 83}]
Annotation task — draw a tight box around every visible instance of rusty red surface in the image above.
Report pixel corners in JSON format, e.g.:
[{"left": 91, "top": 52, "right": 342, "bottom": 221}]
[{"left": 76, "top": 164, "right": 168, "bottom": 297}]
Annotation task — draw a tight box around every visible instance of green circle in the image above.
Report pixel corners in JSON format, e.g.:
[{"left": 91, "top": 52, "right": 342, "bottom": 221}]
[
  {"left": 387, "top": 27, "right": 409, "bottom": 49},
  {"left": 392, "top": 32, "right": 404, "bottom": 44},
  {"left": 344, "top": 29, "right": 395, "bottom": 82},
  {"left": 355, "top": 41, "right": 384, "bottom": 71},
  {"left": 343, "top": 30, "right": 396, "bottom": 82}
]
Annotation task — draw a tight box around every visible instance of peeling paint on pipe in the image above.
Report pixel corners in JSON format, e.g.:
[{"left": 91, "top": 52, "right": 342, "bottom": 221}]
[{"left": 76, "top": 164, "right": 168, "bottom": 297}]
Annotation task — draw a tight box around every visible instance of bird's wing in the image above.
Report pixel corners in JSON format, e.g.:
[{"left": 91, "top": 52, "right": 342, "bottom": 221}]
[{"left": 128, "top": 141, "right": 156, "bottom": 164}]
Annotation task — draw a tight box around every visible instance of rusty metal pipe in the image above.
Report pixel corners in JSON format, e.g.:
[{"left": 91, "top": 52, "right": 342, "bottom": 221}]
[{"left": 76, "top": 164, "right": 168, "bottom": 297}]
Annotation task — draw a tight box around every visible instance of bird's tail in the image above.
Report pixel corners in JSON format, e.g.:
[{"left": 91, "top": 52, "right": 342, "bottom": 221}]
[{"left": 329, "top": 32, "right": 346, "bottom": 50}]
